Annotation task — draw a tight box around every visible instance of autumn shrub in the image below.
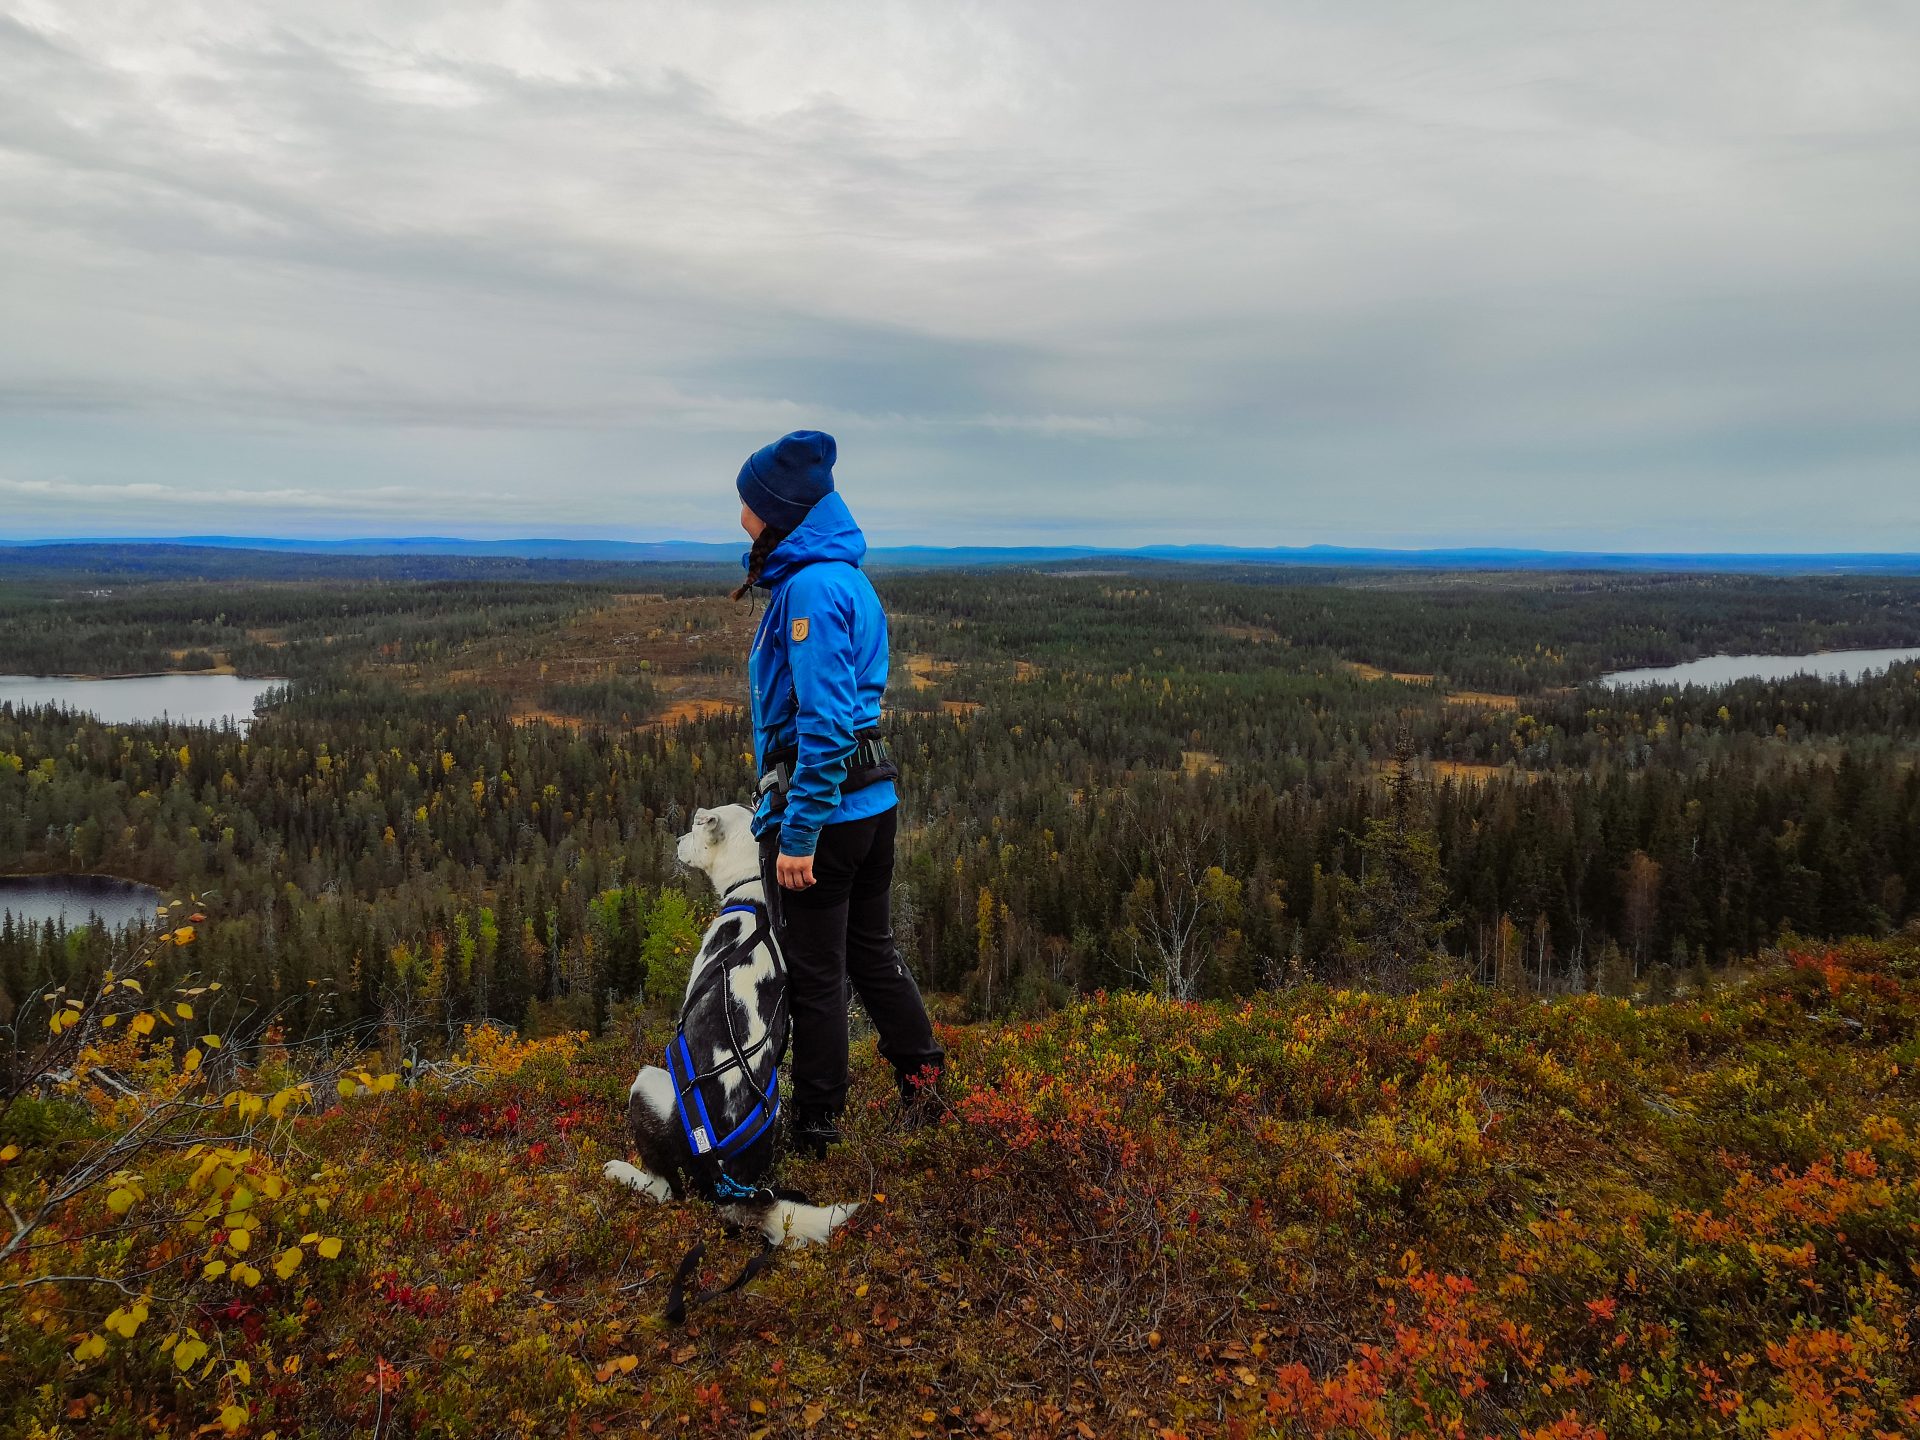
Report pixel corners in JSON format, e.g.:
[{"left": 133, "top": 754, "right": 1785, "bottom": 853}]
[{"left": 6, "top": 939, "right": 1920, "bottom": 1437}]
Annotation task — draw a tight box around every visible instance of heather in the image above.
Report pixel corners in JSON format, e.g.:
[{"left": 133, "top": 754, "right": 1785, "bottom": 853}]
[{"left": 5, "top": 934, "right": 1917, "bottom": 1438}]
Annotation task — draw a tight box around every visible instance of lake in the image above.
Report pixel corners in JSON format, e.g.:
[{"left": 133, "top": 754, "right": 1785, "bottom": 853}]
[
  {"left": 1600, "top": 647, "right": 1920, "bottom": 689},
  {"left": 0, "top": 874, "right": 162, "bottom": 933},
  {"left": 0, "top": 673, "right": 283, "bottom": 727}
]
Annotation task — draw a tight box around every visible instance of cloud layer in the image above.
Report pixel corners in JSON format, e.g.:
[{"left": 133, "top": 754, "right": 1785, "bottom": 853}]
[{"left": 3, "top": 1, "right": 1917, "bottom": 547}]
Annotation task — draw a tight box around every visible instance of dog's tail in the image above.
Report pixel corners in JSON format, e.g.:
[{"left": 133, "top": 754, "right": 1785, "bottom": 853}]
[{"left": 724, "top": 1197, "right": 860, "bottom": 1248}]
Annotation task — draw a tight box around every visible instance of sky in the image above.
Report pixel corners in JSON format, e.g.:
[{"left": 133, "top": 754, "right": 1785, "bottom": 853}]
[{"left": 2, "top": 1, "right": 1917, "bottom": 550}]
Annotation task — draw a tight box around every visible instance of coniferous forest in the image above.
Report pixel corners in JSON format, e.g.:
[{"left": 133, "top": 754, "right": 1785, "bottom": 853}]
[{"left": 2, "top": 558, "right": 1917, "bottom": 1048}]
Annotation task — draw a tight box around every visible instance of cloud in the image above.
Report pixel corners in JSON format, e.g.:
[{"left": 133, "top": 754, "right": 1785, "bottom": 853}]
[
  {"left": 0, "top": 474, "right": 511, "bottom": 513},
  {"left": 1, "top": 1, "right": 1917, "bottom": 547}
]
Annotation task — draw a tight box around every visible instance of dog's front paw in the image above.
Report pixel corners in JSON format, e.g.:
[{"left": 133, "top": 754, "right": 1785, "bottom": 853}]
[{"left": 602, "top": 1160, "right": 671, "bottom": 1202}]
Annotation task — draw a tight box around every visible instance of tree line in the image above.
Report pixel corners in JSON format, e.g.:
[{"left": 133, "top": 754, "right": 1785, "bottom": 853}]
[{"left": 1, "top": 564, "right": 1917, "bottom": 1065}]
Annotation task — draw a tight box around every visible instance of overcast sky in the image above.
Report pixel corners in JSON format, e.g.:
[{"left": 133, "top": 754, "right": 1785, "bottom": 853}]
[{"left": 2, "top": 2, "right": 1917, "bottom": 549}]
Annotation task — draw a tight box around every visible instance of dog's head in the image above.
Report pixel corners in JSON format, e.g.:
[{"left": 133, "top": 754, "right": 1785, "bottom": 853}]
[{"left": 676, "top": 803, "right": 759, "bottom": 893}]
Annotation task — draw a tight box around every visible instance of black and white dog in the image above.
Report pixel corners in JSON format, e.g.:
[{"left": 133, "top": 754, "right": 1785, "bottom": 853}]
[{"left": 602, "top": 803, "right": 858, "bottom": 1247}]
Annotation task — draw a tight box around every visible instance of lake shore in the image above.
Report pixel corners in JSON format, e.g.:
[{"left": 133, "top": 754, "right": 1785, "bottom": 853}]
[
  {"left": 0, "top": 673, "right": 285, "bottom": 727},
  {"left": 1600, "top": 645, "right": 1920, "bottom": 688}
]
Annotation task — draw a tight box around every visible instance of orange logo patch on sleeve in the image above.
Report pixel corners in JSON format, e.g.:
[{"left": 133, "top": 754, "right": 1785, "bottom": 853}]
[{"left": 791, "top": 617, "right": 810, "bottom": 642}]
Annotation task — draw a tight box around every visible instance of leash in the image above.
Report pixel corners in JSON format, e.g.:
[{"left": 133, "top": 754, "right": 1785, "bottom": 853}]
[
  {"left": 663, "top": 1179, "right": 814, "bottom": 1325},
  {"left": 664, "top": 1240, "right": 776, "bottom": 1326}
]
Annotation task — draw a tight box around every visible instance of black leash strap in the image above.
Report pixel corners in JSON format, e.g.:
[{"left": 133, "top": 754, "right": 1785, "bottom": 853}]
[
  {"left": 663, "top": 1239, "right": 779, "bottom": 1326},
  {"left": 758, "top": 836, "right": 787, "bottom": 936}
]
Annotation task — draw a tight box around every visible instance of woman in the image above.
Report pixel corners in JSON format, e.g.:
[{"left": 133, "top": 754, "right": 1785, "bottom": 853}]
[{"left": 732, "top": 429, "right": 945, "bottom": 1158}]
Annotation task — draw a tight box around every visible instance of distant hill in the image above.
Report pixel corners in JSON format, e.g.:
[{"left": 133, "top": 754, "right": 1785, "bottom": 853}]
[{"left": 5, "top": 535, "right": 1920, "bottom": 574}]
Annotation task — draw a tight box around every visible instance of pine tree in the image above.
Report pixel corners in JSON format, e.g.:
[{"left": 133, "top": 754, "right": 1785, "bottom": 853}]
[
  {"left": 1596, "top": 940, "right": 1633, "bottom": 998},
  {"left": 1342, "top": 759, "right": 1452, "bottom": 993}
]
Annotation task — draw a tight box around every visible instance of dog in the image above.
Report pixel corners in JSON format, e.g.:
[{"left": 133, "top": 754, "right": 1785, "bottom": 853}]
[{"left": 602, "top": 803, "right": 858, "bottom": 1248}]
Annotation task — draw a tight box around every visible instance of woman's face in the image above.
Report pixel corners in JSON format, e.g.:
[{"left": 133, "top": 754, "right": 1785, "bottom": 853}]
[{"left": 740, "top": 502, "right": 766, "bottom": 540}]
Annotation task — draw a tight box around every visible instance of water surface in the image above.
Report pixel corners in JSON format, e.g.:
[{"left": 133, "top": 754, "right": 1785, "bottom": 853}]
[
  {"left": 1601, "top": 647, "right": 1920, "bottom": 689},
  {"left": 0, "top": 673, "right": 282, "bottom": 727},
  {"left": 0, "top": 874, "right": 161, "bottom": 933}
]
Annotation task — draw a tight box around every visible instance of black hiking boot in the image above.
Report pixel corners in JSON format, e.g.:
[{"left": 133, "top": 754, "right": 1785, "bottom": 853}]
[{"left": 790, "top": 1104, "right": 842, "bottom": 1160}]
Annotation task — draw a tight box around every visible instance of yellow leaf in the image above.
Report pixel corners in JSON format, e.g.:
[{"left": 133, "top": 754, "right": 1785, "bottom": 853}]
[
  {"left": 107, "top": 1188, "right": 136, "bottom": 1216},
  {"left": 183, "top": 1048, "right": 203, "bottom": 1075},
  {"left": 131, "top": 1013, "right": 156, "bottom": 1037},
  {"left": 273, "top": 1247, "right": 302, "bottom": 1280},
  {"left": 203, "top": 1260, "right": 228, "bottom": 1280},
  {"left": 176, "top": 1002, "right": 194, "bottom": 1019},
  {"left": 617, "top": 1354, "right": 638, "bottom": 1373},
  {"left": 122, "top": 978, "right": 143, "bottom": 993},
  {"left": 173, "top": 925, "right": 195, "bottom": 945},
  {"left": 232, "top": 1358, "right": 252, "bottom": 1385},
  {"left": 0, "top": 1143, "right": 19, "bottom": 1163},
  {"left": 203, "top": 1034, "right": 223, "bottom": 1049},
  {"left": 233, "top": 1263, "right": 261, "bottom": 1287},
  {"left": 219, "top": 1403, "right": 248, "bottom": 1432},
  {"left": 227, "top": 1228, "right": 251, "bottom": 1253},
  {"left": 316, "top": 1236, "right": 343, "bottom": 1260},
  {"left": 101, "top": 1014, "right": 118, "bottom": 1029},
  {"left": 336, "top": 1079, "right": 357, "bottom": 1099}
]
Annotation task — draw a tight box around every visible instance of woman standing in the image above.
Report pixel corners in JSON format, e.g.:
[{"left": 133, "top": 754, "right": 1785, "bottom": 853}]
[{"left": 733, "top": 430, "right": 945, "bottom": 1157}]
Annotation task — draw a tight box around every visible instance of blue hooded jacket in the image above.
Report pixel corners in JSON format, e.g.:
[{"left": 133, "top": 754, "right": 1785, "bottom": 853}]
[{"left": 746, "top": 490, "right": 896, "bottom": 855}]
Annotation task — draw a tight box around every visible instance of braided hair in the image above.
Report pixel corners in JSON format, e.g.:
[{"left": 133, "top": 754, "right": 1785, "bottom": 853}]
[{"left": 730, "top": 526, "right": 792, "bottom": 602}]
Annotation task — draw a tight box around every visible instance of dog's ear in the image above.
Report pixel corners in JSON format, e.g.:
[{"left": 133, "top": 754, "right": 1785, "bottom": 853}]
[{"left": 695, "top": 809, "right": 724, "bottom": 838}]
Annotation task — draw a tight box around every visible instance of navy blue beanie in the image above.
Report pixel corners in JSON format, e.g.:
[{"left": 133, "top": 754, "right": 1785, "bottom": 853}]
[{"left": 736, "top": 430, "right": 836, "bottom": 531}]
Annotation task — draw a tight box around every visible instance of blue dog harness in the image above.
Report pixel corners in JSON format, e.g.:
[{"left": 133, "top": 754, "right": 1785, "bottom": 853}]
[{"left": 664, "top": 887, "right": 788, "bottom": 1197}]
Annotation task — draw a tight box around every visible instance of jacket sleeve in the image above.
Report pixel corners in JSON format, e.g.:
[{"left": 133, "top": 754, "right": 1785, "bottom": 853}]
[{"left": 779, "top": 573, "right": 859, "bottom": 857}]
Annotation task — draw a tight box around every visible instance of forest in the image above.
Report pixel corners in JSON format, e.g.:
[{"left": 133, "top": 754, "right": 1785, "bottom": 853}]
[{"left": 1, "top": 559, "right": 1918, "bottom": 1051}]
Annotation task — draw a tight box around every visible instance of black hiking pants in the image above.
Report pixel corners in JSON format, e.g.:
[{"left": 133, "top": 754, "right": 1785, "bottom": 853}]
[{"left": 764, "top": 805, "right": 943, "bottom": 1114}]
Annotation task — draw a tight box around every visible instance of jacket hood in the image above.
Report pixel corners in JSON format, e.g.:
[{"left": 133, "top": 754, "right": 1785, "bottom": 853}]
[{"left": 748, "top": 489, "right": 867, "bottom": 586}]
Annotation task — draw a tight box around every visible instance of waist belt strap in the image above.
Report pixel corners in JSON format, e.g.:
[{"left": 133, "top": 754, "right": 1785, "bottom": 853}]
[{"left": 759, "top": 729, "right": 897, "bottom": 812}]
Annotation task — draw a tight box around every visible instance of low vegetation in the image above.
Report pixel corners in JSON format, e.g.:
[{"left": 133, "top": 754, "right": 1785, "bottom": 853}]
[{"left": 5, "top": 934, "right": 1918, "bottom": 1437}]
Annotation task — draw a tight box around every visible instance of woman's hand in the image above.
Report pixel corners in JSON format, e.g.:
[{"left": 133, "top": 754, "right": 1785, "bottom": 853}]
[{"left": 776, "top": 852, "right": 816, "bottom": 890}]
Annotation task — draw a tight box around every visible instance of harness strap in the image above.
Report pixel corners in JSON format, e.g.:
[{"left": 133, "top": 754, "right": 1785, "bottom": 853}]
[
  {"left": 666, "top": 893, "right": 790, "bottom": 1180},
  {"left": 666, "top": 1034, "right": 782, "bottom": 1159}
]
